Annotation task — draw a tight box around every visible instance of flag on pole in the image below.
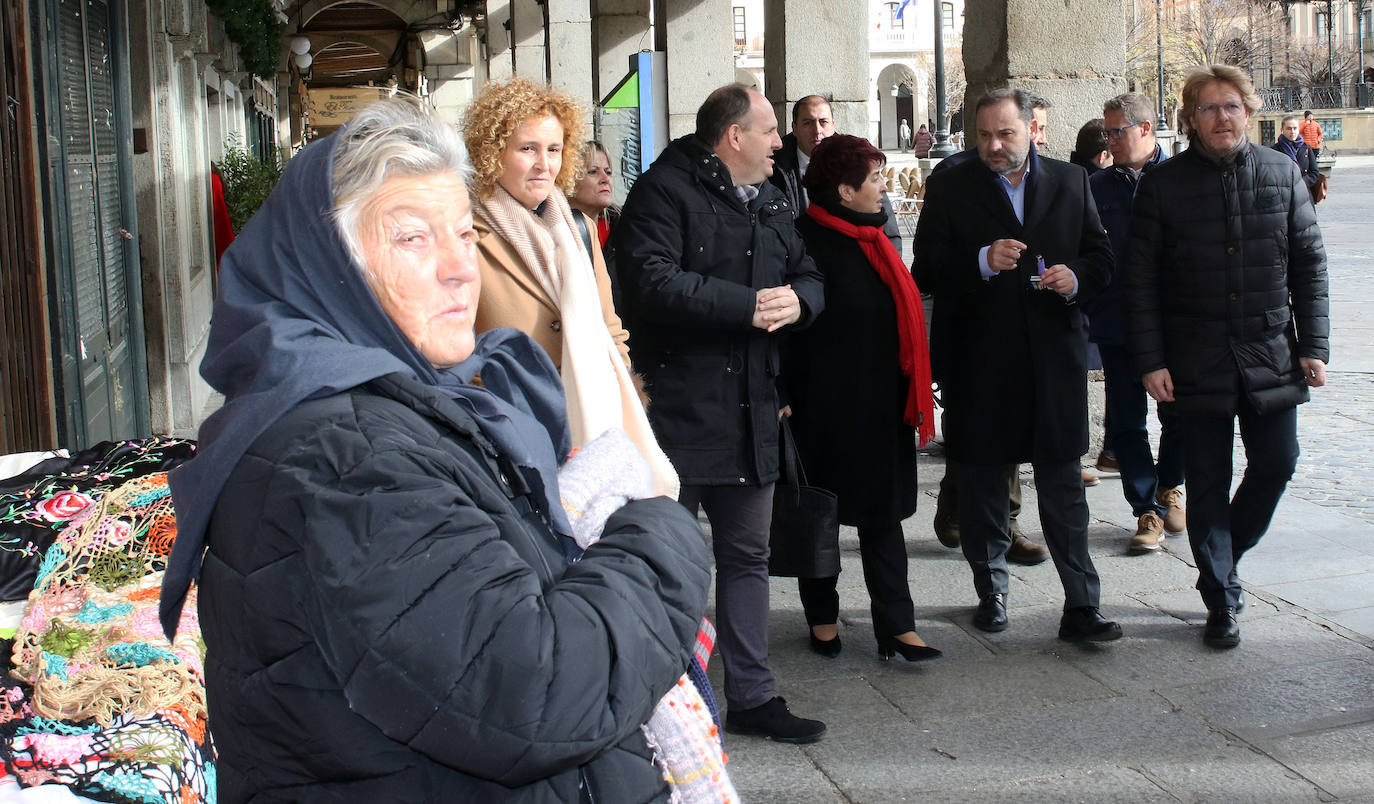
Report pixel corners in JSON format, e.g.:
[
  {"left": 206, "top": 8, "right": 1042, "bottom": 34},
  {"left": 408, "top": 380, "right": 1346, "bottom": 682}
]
[{"left": 895, "top": 0, "right": 916, "bottom": 21}]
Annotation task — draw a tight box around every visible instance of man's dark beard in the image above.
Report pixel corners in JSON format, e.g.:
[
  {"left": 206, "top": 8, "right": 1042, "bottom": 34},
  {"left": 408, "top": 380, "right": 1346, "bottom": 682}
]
[{"left": 981, "top": 149, "right": 1028, "bottom": 176}]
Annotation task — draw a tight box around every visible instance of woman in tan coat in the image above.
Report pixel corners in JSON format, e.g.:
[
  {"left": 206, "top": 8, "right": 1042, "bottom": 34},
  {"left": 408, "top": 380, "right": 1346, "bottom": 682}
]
[{"left": 462, "top": 78, "right": 677, "bottom": 497}]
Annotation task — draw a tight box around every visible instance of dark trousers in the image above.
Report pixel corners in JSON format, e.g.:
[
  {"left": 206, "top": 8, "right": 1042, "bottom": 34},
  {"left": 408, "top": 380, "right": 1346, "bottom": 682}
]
[
  {"left": 1179, "top": 404, "right": 1299, "bottom": 610},
  {"left": 937, "top": 409, "right": 1023, "bottom": 523},
  {"left": 679, "top": 483, "right": 775, "bottom": 710},
  {"left": 797, "top": 522, "right": 916, "bottom": 639},
  {"left": 1099, "top": 344, "right": 1187, "bottom": 517},
  {"left": 956, "top": 460, "right": 1100, "bottom": 607}
]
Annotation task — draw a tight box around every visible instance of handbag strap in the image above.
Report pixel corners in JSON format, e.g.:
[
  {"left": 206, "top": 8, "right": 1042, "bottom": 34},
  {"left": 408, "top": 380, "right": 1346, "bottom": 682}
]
[
  {"left": 778, "top": 416, "right": 809, "bottom": 486},
  {"left": 572, "top": 209, "right": 595, "bottom": 258}
]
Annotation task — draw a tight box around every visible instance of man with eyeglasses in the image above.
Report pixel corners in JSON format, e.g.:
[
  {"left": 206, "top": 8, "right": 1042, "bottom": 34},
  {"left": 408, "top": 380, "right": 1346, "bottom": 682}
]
[
  {"left": 1085, "top": 93, "right": 1186, "bottom": 557},
  {"left": 1125, "top": 65, "right": 1329, "bottom": 649}
]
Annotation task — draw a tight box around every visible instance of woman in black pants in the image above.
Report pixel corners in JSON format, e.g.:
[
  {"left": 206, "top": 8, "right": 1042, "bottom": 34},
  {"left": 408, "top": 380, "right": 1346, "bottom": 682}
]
[{"left": 781, "top": 134, "right": 940, "bottom": 663}]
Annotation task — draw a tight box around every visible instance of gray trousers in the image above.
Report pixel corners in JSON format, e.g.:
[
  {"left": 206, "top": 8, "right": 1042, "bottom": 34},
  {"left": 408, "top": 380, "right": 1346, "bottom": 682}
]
[
  {"left": 956, "top": 460, "right": 1100, "bottom": 608},
  {"left": 679, "top": 483, "right": 776, "bottom": 710}
]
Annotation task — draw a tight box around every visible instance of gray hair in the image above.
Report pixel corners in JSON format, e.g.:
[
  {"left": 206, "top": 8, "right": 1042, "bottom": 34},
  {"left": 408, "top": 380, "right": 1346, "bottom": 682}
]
[
  {"left": 975, "top": 87, "right": 1035, "bottom": 123},
  {"left": 1103, "top": 92, "right": 1155, "bottom": 126},
  {"left": 330, "top": 94, "right": 472, "bottom": 272}
]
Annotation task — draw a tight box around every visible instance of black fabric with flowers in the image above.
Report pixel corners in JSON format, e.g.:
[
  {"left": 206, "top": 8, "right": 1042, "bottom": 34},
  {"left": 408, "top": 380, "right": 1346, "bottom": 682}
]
[{"left": 0, "top": 438, "right": 197, "bottom": 601}]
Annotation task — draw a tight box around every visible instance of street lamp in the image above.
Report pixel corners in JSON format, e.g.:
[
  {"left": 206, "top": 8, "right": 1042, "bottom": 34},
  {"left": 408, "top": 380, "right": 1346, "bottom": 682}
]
[
  {"left": 930, "top": 0, "right": 957, "bottom": 157},
  {"left": 1155, "top": 0, "right": 1170, "bottom": 136}
]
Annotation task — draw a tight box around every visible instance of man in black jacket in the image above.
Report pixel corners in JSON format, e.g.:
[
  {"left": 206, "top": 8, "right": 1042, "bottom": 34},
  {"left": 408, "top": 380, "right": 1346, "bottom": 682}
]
[
  {"left": 615, "top": 84, "right": 828, "bottom": 743},
  {"left": 1087, "top": 92, "right": 1186, "bottom": 554},
  {"left": 1126, "top": 65, "right": 1329, "bottom": 649},
  {"left": 914, "top": 88, "right": 1120, "bottom": 643}
]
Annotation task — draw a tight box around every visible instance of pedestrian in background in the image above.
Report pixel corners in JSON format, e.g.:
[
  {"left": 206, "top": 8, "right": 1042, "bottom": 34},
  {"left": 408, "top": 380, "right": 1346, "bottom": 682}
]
[
  {"left": 1069, "top": 118, "right": 1112, "bottom": 175},
  {"left": 1126, "top": 65, "right": 1329, "bottom": 649},
  {"left": 781, "top": 133, "right": 940, "bottom": 664},
  {"left": 1273, "top": 114, "right": 1321, "bottom": 196},
  {"left": 913, "top": 123, "right": 934, "bottom": 158},
  {"left": 1299, "top": 110, "right": 1324, "bottom": 155}
]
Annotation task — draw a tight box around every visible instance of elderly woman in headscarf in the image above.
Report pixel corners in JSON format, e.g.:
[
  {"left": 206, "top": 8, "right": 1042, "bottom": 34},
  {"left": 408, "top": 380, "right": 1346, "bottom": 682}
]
[
  {"left": 462, "top": 79, "right": 677, "bottom": 499},
  {"left": 161, "top": 96, "right": 711, "bottom": 801}
]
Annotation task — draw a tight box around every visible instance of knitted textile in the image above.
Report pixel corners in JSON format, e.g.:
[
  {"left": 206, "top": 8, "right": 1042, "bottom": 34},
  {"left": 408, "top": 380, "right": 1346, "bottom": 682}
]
[
  {"left": 0, "top": 439, "right": 197, "bottom": 602},
  {"left": 0, "top": 675, "right": 213, "bottom": 804},
  {"left": 11, "top": 473, "right": 203, "bottom": 728},
  {"left": 0, "top": 468, "right": 214, "bottom": 803}
]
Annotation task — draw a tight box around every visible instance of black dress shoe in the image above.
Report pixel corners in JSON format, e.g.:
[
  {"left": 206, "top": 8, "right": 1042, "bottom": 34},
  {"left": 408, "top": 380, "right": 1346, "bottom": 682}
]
[
  {"left": 1235, "top": 592, "right": 1245, "bottom": 614},
  {"left": 973, "top": 593, "right": 1008, "bottom": 632},
  {"left": 1204, "top": 606, "right": 1241, "bottom": 648},
  {"left": 725, "top": 696, "right": 826, "bottom": 744},
  {"left": 1058, "top": 606, "right": 1124, "bottom": 643},
  {"left": 877, "top": 635, "right": 942, "bottom": 662},
  {"left": 808, "top": 630, "right": 842, "bottom": 658}
]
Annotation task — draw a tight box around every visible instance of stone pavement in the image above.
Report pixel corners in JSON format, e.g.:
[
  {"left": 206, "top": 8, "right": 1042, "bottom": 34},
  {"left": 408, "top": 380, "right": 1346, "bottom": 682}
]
[{"left": 707, "top": 156, "right": 1374, "bottom": 802}]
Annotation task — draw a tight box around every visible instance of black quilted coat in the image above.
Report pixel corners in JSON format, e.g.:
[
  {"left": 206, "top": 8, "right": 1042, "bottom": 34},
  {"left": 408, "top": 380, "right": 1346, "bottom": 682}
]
[
  {"left": 198, "top": 372, "right": 711, "bottom": 802},
  {"left": 614, "top": 135, "right": 825, "bottom": 486},
  {"left": 1125, "top": 143, "right": 1329, "bottom": 417}
]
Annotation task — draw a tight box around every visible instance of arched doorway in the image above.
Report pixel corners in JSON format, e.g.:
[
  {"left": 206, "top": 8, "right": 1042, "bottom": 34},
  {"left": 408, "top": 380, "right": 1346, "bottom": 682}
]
[{"left": 876, "top": 63, "right": 917, "bottom": 150}]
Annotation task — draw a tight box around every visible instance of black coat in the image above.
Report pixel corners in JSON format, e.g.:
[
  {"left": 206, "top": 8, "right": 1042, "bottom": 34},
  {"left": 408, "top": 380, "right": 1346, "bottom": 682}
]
[
  {"left": 614, "top": 135, "right": 825, "bottom": 485},
  {"left": 1125, "top": 143, "right": 1329, "bottom": 417},
  {"left": 199, "top": 372, "right": 711, "bottom": 802},
  {"left": 913, "top": 152, "right": 1114, "bottom": 465},
  {"left": 782, "top": 205, "right": 917, "bottom": 527},
  {"left": 1085, "top": 144, "right": 1167, "bottom": 346}
]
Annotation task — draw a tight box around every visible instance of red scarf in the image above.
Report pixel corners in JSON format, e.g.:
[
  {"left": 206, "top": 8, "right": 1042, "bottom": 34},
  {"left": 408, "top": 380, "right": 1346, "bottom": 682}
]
[{"left": 805, "top": 202, "right": 936, "bottom": 446}]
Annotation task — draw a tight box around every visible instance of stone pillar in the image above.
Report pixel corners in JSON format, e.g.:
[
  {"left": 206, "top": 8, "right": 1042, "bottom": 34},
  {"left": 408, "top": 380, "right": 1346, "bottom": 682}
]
[
  {"left": 593, "top": 0, "right": 651, "bottom": 103},
  {"left": 485, "top": 0, "right": 514, "bottom": 80},
  {"left": 547, "top": 0, "right": 595, "bottom": 109},
  {"left": 511, "top": 0, "right": 547, "bottom": 80},
  {"left": 422, "top": 28, "right": 477, "bottom": 126},
  {"left": 961, "top": 0, "right": 1125, "bottom": 160},
  {"left": 652, "top": 0, "right": 735, "bottom": 139},
  {"left": 762, "top": 0, "right": 869, "bottom": 140}
]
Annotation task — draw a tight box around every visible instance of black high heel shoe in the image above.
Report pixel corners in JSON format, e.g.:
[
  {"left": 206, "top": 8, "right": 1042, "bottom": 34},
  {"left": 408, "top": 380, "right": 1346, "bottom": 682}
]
[
  {"left": 808, "top": 630, "right": 842, "bottom": 658},
  {"left": 877, "top": 635, "right": 942, "bottom": 662}
]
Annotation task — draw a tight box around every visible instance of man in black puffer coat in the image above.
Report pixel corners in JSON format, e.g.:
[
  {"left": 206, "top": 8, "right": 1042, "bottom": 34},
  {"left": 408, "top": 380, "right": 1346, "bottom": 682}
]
[
  {"left": 1126, "top": 65, "right": 1329, "bottom": 650},
  {"left": 615, "top": 84, "right": 827, "bottom": 744}
]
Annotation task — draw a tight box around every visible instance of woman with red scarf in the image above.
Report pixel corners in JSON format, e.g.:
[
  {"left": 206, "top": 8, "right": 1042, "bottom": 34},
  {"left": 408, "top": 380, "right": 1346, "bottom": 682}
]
[{"left": 781, "top": 134, "right": 939, "bottom": 663}]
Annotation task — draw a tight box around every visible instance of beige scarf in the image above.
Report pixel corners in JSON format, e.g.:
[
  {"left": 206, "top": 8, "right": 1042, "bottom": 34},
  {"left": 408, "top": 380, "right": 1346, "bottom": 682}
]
[{"left": 476, "top": 186, "right": 679, "bottom": 499}]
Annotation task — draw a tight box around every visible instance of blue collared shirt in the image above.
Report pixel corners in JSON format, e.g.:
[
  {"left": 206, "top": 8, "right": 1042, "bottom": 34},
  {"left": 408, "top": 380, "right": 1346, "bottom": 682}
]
[{"left": 976, "top": 149, "right": 1077, "bottom": 297}]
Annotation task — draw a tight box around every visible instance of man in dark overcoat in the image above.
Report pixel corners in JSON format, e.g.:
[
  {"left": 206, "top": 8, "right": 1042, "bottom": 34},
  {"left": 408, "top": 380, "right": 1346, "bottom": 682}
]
[
  {"left": 1126, "top": 65, "right": 1329, "bottom": 648},
  {"left": 615, "top": 84, "right": 828, "bottom": 743},
  {"left": 913, "top": 88, "right": 1119, "bottom": 642}
]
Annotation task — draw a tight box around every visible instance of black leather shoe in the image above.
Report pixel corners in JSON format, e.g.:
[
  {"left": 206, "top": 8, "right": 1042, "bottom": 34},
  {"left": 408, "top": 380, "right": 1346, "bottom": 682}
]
[
  {"left": 725, "top": 696, "right": 826, "bottom": 744},
  {"left": 877, "top": 635, "right": 942, "bottom": 662},
  {"left": 1204, "top": 606, "right": 1241, "bottom": 648},
  {"left": 808, "top": 630, "right": 842, "bottom": 658},
  {"left": 1058, "top": 606, "right": 1124, "bottom": 643},
  {"left": 973, "top": 593, "right": 1008, "bottom": 632},
  {"left": 1235, "top": 592, "right": 1246, "bottom": 614}
]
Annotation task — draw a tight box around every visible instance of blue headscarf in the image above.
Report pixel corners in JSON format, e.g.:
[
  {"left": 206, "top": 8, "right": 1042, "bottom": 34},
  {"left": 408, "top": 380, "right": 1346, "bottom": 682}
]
[{"left": 161, "top": 130, "right": 574, "bottom": 638}]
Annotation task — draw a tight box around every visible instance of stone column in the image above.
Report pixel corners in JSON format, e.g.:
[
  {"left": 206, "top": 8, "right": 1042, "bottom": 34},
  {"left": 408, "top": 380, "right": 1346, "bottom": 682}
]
[
  {"left": 511, "top": 0, "right": 547, "bottom": 80},
  {"left": 547, "top": 0, "right": 594, "bottom": 108},
  {"left": 485, "top": 0, "right": 514, "bottom": 80},
  {"left": 961, "top": 0, "right": 1125, "bottom": 160},
  {"left": 762, "top": 0, "right": 869, "bottom": 139},
  {"left": 422, "top": 28, "right": 477, "bottom": 126},
  {"left": 652, "top": 0, "right": 735, "bottom": 139},
  {"left": 592, "top": 0, "right": 651, "bottom": 103}
]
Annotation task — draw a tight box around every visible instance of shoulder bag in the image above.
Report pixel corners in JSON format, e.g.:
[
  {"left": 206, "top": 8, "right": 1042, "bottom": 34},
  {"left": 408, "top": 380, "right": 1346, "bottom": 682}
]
[{"left": 767, "top": 417, "right": 841, "bottom": 578}]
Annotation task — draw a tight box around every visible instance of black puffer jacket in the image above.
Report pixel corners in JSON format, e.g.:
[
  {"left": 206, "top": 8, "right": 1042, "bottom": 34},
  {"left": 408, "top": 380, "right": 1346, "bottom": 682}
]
[
  {"left": 199, "top": 372, "right": 711, "bottom": 802},
  {"left": 614, "top": 135, "right": 825, "bottom": 485},
  {"left": 1125, "top": 143, "right": 1329, "bottom": 416}
]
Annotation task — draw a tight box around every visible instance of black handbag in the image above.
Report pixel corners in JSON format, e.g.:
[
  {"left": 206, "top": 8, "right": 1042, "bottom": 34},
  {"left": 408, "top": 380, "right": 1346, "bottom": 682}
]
[{"left": 767, "top": 418, "right": 841, "bottom": 578}]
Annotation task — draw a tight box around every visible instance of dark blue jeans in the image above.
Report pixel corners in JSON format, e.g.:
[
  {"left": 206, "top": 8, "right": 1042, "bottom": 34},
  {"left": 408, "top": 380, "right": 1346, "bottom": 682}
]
[
  {"left": 1099, "top": 344, "right": 1186, "bottom": 517},
  {"left": 1178, "top": 403, "right": 1299, "bottom": 610}
]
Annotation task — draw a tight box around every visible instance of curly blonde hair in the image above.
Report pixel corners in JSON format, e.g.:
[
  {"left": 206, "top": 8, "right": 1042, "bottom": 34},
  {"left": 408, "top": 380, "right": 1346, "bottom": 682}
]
[{"left": 462, "top": 78, "right": 587, "bottom": 201}]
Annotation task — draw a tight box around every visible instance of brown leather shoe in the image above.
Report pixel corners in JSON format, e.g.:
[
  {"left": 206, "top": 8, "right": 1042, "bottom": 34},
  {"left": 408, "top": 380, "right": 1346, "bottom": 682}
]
[
  {"left": 1082, "top": 468, "right": 1100, "bottom": 487},
  {"left": 1007, "top": 531, "right": 1049, "bottom": 565},
  {"left": 1095, "top": 452, "right": 1119, "bottom": 473},
  {"left": 933, "top": 492, "right": 960, "bottom": 548},
  {"left": 1156, "top": 486, "right": 1186, "bottom": 534}
]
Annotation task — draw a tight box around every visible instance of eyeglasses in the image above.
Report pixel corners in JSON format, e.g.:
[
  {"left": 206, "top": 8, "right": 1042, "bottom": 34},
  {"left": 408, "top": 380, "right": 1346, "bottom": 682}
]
[
  {"left": 1196, "top": 102, "right": 1246, "bottom": 118},
  {"left": 1105, "top": 121, "right": 1143, "bottom": 139}
]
